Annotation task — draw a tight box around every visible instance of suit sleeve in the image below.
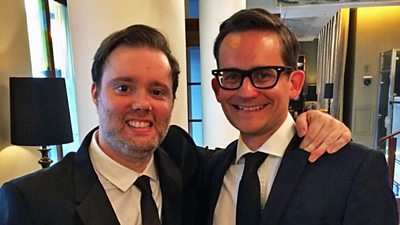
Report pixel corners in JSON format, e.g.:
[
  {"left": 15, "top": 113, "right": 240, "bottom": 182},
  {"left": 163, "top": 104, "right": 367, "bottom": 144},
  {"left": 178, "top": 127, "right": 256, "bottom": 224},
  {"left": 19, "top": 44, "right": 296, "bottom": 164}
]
[
  {"left": 343, "top": 150, "right": 398, "bottom": 225},
  {"left": 0, "top": 182, "right": 34, "bottom": 225}
]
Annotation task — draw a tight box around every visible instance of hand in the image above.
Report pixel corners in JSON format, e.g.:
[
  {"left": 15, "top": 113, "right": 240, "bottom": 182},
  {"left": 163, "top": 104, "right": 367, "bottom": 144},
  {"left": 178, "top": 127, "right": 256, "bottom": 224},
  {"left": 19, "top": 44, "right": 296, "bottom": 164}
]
[{"left": 296, "top": 110, "right": 352, "bottom": 163}]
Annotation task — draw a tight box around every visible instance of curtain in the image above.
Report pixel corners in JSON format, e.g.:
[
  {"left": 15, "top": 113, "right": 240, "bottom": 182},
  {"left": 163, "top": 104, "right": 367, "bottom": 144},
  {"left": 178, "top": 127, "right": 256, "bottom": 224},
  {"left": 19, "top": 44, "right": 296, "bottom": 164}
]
[{"left": 316, "top": 8, "right": 350, "bottom": 120}]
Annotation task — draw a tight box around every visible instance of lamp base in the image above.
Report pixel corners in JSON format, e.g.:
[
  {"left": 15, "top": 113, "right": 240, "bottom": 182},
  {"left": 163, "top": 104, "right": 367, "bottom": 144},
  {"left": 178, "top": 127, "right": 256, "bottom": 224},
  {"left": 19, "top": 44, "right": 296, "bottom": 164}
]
[
  {"left": 327, "top": 99, "right": 332, "bottom": 114},
  {"left": 38, "top": 146, "right": 53, "bottom": 169}
]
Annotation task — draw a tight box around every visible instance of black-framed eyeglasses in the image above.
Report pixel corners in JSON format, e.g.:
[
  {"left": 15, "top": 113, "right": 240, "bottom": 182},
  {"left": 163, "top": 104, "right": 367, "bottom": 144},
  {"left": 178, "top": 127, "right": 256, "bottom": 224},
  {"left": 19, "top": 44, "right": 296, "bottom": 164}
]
[{"left": 212, "top": 66, "right": 293, "bottom": 90}]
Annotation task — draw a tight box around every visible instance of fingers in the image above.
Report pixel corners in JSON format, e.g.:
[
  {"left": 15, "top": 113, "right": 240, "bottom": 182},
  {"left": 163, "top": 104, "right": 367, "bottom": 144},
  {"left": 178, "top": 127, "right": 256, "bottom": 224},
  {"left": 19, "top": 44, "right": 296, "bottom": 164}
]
[
  {"left": 306, "top": 128, "right": 340, "bottom": 162},
  {"left": 296, "top": 110, "right": 352, "bottom": 163},
  {"left": 326, "top": 129, "right": 352, "bottom": 153},
  {"left": 308, "top": 147, "right": 326, "bottom": 163},
  {"left": 298, "top": 110, "right": 329, "bottom": 150},
  {"left": 316, "top": 119, "right": 351, "bottom": 154},
  {"left": 295, "top": 112, "right": 308, "bottom": 137},
  {"left": 308, "top": 128, "right": 351, "bottom": 162},
  {"left": 301, "top": 125, "right": 330, "bottom": 154}
]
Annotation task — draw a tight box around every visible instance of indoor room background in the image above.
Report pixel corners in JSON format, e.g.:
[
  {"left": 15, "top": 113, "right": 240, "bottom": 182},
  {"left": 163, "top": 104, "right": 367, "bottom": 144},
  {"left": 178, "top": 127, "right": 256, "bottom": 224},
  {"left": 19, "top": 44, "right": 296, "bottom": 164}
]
[{"left": 1, "top": 0, "right": 399, "bottom": 188}]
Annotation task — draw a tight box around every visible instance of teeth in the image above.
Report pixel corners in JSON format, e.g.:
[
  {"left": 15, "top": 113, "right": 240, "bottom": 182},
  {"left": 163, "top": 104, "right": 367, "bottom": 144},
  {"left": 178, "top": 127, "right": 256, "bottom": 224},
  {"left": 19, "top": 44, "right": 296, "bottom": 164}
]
[
  {"left": 237, "top": 105, "right": 264, "bottom": 111},
  {"left": 128, "top": 121, "right": 151, "bottom": 128}
]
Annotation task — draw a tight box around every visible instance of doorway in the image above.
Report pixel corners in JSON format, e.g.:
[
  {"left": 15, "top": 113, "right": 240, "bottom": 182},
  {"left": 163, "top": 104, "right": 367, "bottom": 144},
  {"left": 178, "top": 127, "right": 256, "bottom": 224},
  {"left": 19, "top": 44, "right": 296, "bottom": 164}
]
[
  {"left": 377, "top": 49, "right": 400, "bottom": 195},
  {"left": 376, "top": 49, "right": 400, "bottom": 150}
]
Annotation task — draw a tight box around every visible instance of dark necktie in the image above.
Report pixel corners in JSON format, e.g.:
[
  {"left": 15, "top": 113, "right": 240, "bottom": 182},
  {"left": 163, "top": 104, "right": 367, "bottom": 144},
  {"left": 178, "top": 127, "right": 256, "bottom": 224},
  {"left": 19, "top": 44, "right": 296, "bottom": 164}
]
[
  {"left": 134, "top": 175, "right": 162, "bottom": 225},
  {"left": 236, "top": 152, "right": 268, "bottom": 225}
]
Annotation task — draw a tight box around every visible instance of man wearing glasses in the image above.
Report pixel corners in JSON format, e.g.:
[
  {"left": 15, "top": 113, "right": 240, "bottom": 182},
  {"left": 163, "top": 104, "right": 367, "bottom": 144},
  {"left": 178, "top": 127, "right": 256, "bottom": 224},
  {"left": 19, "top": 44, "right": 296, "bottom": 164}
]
[{"left": 197, "top": 8, "right": 398, "bottom": 225}]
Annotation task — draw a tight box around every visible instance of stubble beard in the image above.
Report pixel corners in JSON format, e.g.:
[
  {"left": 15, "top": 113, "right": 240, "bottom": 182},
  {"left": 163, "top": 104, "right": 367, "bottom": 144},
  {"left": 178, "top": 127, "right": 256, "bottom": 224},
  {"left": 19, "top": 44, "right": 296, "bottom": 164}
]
[
  {"left": 102, "top": 122, "right": 169, "bottom": 161},
  {"left": 99, "top": 111, "right": 170, "bottom": 161}
]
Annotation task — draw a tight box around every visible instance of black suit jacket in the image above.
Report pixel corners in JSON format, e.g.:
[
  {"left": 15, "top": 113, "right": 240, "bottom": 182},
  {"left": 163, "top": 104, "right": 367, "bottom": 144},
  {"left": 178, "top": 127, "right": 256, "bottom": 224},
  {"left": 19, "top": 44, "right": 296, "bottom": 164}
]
[
  {"left": 197, "top": 136, "right": 398, "bottom": 225},
  {"left": 0, "top": 126, "right": 204, "bottom": 225}
]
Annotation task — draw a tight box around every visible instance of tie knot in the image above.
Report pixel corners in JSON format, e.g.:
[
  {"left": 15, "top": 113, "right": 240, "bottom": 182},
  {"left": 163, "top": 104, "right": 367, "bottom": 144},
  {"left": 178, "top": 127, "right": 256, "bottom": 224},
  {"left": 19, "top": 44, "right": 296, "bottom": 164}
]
[
  {"left": 243, "top": 152, "right": 267, "bottom": 175},
  {"left": 134, "top": 175, "right": 152, "bottom": 195}
]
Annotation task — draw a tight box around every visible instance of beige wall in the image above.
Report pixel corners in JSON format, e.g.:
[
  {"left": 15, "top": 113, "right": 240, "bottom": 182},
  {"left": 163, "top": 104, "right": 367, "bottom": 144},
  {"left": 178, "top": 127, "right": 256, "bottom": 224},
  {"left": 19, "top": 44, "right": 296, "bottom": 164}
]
[
  {"left": 350, "top": 6, "right": 400, "bottom": 147},
  {"left": 0, "top": 0, "right": 41, "bottom": 186},
  {"left": 300, "top": 39, "right": 318, "bottom": 86}
]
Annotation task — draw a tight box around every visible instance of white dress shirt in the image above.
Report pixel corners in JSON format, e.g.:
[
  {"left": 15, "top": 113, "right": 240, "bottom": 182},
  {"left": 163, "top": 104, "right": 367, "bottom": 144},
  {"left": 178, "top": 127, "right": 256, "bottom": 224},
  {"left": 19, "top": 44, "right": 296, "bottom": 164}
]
[
  {"left": 213, "top": 113, "right": 296, "bottom": 225},
  {"left": 89, "top": 131, "right": 162, "bottom": 225}
]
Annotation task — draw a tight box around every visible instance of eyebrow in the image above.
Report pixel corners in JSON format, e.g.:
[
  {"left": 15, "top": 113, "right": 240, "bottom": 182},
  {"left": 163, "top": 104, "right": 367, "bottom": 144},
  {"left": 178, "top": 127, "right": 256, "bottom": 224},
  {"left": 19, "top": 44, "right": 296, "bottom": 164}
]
[
  {"left": 110, "top": 77, "right": 172, "bottom": 91},
  {"left": 110, "top": 77, "right": 136, "bottom": 83}
]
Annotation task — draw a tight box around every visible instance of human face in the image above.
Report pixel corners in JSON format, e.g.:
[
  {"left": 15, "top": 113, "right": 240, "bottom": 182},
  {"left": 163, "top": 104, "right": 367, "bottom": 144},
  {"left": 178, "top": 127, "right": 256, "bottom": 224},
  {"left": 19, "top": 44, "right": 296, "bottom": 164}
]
[
  {"left": 212, "top": 31, "right": 304, "bottom": 150},
  {"left": 92, "top": 45, "right": 174, "bottom": 163}
]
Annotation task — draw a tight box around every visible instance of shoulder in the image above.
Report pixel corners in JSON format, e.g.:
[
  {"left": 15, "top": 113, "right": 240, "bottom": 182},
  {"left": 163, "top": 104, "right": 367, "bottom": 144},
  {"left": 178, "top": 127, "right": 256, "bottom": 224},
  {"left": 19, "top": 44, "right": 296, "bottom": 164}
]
[
  {"left": 210, "top": 140, "right": 237, "bottom": 158},
  {"left": 201, "top": 140, "right": 237, "bottom": 172},
  {"left": 3, "top": 152, "right": 77, "bottom": 192},
  {"left": 308, "top": 141, "right": 388, "bottom": 174},
  {"left": 0, "top": 128, "right": 97, "bottom": 197},
  {"left": 344, "top": 142, "right": 389, "bottom": 172},
  {"left": 160, "top": 125, "right": 208, "bottom": 166},
  {"left": 0, "top": 152, "right": 78, "bottom": 219},
  {"left": 338, "top": 141, "right": 385, "bottom": 162}
]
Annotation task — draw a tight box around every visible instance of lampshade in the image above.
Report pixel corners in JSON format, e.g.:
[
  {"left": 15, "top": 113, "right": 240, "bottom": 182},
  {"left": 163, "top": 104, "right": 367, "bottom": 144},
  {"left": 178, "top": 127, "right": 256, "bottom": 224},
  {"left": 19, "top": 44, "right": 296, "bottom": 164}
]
[
  {"left": 324, "top": 83, "right": 334, "bottom": 99},
  {"left": 306, "top": 85, "right": 317, "bottom": 101},
  {"left": 10, "top": 77, "right": 73, "bottom": 146}
]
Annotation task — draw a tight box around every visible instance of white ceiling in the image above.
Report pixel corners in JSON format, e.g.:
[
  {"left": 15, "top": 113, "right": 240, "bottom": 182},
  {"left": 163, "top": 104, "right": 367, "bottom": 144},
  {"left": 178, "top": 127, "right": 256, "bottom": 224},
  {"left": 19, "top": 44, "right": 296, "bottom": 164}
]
[{"left": 247, "top": 0, "right": 400, "bottom": 41}]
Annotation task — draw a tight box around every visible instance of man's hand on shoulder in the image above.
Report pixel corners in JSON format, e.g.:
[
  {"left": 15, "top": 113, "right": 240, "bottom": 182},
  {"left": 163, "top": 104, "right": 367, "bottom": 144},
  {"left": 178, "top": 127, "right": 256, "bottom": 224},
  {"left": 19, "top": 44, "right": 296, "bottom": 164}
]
[{"left": 296, "top": 110, "right": 351, "bottom": 163}]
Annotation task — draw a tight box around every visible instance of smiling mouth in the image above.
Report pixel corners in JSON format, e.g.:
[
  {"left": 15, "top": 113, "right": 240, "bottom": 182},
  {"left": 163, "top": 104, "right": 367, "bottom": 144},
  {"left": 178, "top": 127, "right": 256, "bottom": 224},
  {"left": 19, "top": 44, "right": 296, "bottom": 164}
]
[
  {"left": 235, "top": 104, "right": 266, "bottom": 111},
  {"left": 127, "top": 120, "right": 152, "bottom": 128}
]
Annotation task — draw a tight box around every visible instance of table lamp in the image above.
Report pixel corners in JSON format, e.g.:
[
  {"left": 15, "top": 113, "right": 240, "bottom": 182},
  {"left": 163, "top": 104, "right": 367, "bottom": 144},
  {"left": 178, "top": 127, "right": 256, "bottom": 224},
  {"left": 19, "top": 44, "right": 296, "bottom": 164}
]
[
  {"left": 9, "top": 77, "right": 73, "bottom": 168},
  {"left": 306, "top": 85, "right": 318, "bottom": 102}
]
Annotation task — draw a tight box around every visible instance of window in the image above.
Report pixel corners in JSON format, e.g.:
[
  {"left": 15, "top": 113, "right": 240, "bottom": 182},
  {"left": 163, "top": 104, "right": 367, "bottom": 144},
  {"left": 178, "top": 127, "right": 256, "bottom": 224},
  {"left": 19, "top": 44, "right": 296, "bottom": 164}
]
[
  {"left": 186, "top": 0, "right": 203, "bottom": 146},
  {"left": 187, "top": 47, "right": 203, "bottom": 146},
  {"left": 24, "top": 0, "right": 80, "bottom": 162}
]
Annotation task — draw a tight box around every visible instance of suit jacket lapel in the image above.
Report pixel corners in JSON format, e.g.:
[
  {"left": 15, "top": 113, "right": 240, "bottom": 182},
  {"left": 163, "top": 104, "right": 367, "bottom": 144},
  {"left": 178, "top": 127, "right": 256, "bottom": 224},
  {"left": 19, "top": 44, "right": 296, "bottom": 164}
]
[
  {"left": 70, "top": 129, "right": 186, "bottom": 225},
  {"left": 205, "top": 141, "right": 237, "bottom": 225},
  {"left": 76, "top": 183, "right": 120, "bottom": 225},
  {"left": 74, "top": 128, "right": 120, "bottom": 225},
  {"left": 260, "top": 135, "right": 309, "bottom": 225},
  {"left": 155, "top": 147, "right": 183, "bottom": 225}
]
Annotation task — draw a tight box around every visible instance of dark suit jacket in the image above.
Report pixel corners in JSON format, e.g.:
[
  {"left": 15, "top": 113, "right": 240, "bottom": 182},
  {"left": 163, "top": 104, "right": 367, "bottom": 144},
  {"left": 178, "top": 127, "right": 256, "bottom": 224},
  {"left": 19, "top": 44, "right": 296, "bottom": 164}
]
[
  {"left": 197, "top": 136, "right": 398, "bottom": 225},
  {"left": 0, "top": 126, "right": 204, "bottom": 225}
]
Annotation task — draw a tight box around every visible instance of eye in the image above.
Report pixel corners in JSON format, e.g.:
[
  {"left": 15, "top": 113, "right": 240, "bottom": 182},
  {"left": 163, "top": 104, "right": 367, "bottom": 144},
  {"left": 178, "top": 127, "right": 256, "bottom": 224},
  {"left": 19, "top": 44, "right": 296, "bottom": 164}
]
[
  {"left": 115, "top": 85, "right": 129, "bottom": 93},
  {"left": 252, "top": 69, "right": 276, "bottom": 82},
  {"left": 151, "top": 87, "right": 171, "bottom": 98},
  {"left": 222, "top": 71, "right": 241, "bottom": 83},
  {"left": 152, "top": 89, "right": 162, "bottom": 95}
]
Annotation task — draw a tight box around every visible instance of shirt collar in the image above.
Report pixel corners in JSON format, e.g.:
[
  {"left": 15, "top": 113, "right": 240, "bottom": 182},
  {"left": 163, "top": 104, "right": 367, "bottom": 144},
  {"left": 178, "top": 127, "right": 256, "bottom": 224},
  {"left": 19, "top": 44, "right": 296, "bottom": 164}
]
[
  {"left": 236, "top": 112, "right": 296, "bottom": 164},
  {"left": 89, "top": 130, "right": 159, "bottom": 192}
]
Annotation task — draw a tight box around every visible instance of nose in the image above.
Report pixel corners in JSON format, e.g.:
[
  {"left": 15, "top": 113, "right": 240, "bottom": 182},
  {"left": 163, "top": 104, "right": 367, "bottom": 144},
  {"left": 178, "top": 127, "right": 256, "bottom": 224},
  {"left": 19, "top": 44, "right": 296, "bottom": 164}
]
[
  {"left": 236, "top": 77, "right": 258, "bottom": 97},
  {"left": 132, "top": 91, "right": 152, "bottom": 113}
]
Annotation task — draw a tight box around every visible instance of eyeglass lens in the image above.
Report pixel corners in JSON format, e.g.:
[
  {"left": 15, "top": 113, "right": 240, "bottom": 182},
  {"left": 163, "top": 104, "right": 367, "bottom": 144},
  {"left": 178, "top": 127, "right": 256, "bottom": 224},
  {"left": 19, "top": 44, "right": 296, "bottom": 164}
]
[{"left": 218, "top": 67, "right": 281, "bottom": 89}]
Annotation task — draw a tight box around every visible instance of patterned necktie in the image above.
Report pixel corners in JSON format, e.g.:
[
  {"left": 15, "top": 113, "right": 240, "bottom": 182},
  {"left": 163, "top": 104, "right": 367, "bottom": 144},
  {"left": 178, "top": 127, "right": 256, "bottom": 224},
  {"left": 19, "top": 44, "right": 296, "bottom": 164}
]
[
  {"left": 134, "top": 176, "right": 162, "bottom": 225},
  {"left": 236, "top": 152, "right": 268, "bottom": 225}
]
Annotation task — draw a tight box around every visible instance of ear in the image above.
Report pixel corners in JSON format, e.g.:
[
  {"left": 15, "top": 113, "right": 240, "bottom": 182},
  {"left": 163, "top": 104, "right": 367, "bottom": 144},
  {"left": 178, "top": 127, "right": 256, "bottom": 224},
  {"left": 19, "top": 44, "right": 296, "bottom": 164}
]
[
  {"left": 211, "top": 78, "right": 221, "bottom": 103},
  {"left": 91, "top": 83, "right": 98, "bottom": 105},
  {"left": 288, "top": 70, "right": 305, "bottom": 99}
]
